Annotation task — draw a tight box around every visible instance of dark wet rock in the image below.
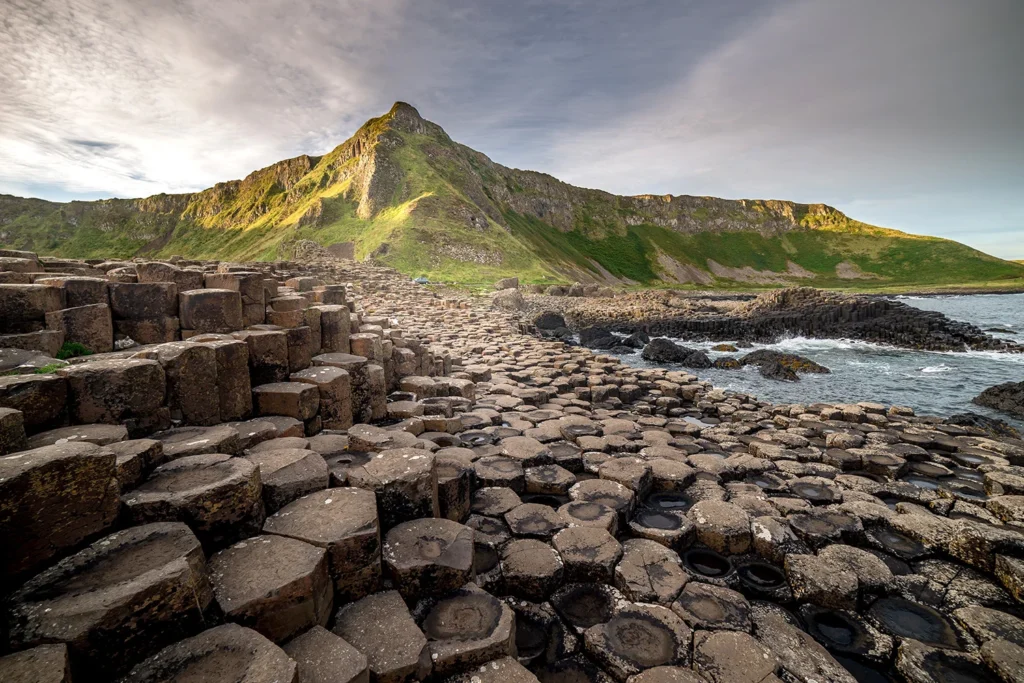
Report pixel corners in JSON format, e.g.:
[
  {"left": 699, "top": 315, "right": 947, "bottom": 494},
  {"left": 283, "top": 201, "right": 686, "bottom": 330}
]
[
  {"left": 798, "top": 605, "right": 893, "bottom": 665},
  {"left": 641, "top": 338, "right": 712, "bottom": 368},
  {"left": 740, "top": 350, "right": 830, "bottom": 375},
  {"left": 682, "top": 547, "right": 736, "bottom": 586},
  {"left": 759, "top": 361, "right": 799, "bottom": 382},
  {"left": 973, "top": 381, "right": 1024, "bottom": 419},
  {"left": 584, "top": 603, "right": 692, "bottom": 681},
  {"left": 122, "top": 624, "right": 297, "bottom": 683},
  {"left": 333, "top": 590, "right": 431, "bottom": 683},
  {"left": 9, "top": 523, "right": 213, "bottom": 679},
  {"left": 868, "top": 596, "right": 962, "bottom": 649},
  {"left": 383, "top": 518, "right": 474, "bottom": 601},
  {"left": 534, "top": 655, "right": 615, "bottom": 683},
  {"left": 947, "top": 413, "right": 1022, "bottom": 440},
  {"left": 550, "top": 582, "right": 626, "bottom": 633},
  {"left": 579, "top": 326, "right": 621, "bottom": 350},
  {"left": 504, "top": 598, "right": 576, "bottom": 667}
]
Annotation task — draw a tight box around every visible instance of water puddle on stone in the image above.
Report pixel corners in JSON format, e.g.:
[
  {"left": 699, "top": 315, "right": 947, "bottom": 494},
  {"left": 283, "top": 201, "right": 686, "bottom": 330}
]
[
  {"left": 683, "top": 548, "right": 733, "bottom": 578},
  {"left": 868, "top": 597, "right": 960, "bottom": 649}
]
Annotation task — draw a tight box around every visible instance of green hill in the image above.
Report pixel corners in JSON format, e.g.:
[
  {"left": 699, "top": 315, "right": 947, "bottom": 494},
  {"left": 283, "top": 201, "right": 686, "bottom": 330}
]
[{"left": 2, "top": 102, "right": 1022, "bottom": 290}]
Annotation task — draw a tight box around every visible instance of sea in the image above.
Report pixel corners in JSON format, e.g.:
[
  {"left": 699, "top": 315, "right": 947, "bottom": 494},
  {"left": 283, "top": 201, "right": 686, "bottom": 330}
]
[{"left": 610, "top": 293, "right": 1024, "bottom": 430}]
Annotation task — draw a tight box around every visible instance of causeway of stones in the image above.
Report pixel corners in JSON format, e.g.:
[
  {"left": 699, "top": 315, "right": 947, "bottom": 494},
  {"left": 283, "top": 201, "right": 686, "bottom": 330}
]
[{"left": 1, "top": 250, "right": 1023, "bottom": 683}]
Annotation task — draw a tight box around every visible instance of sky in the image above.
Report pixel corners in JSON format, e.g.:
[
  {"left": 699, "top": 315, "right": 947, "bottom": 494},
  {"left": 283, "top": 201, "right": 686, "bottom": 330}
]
[{"left": 1, "top": 0, "right": 1022, "bottom": 258}]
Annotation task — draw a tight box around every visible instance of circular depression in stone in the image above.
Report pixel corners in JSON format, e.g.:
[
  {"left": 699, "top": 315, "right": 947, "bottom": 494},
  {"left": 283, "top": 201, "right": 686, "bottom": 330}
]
[
  {"left": 459, "top": 431, "right": 495, "bottom": 447},
  {"left": 790, "top": 482, "right": 837, "bottom": 504},
  {"left": 683, "top": 548, "right": 733, "bottom": 578},
  {"left": 847, "top": 470, "right": 887, "bottom": 484},
  {"left": 832, "top": 655, "right": 892, "bottom": 683},
  {"left": 908, "top": 461, "right": 952, "bottom": 478},
  {"left": 551, "top": 584, "right": 619, "bottom": 630},
  {"left": 646, "top": 491, "right": 693, "bottom": 512},
  {"left": 633, "top": 508, "right": 682, "bottom": 530},
  {"left": 747, "top": 472, "right": 787, "bottom": 491},
  {"left": 563, "top": 501, "right": 610, "bottom": 521},
  {"left": 901, "top": 475, "right": 941, "bottom": 491},
  {"left": 736, "top": 561, "right": 786, "bottom": 591},
  {"left": 801, "top": 606, "right": 874, "bottom": 656},
  {"left": 941, "top": 478, "right": 987, "bottom": 502},
  {"left": 474, "top": 543, "right": 499, "bottom": 574},
  {"left": 514, "top": 612, "right": 548, "bottom": 659},
  {"left": 562, "top": 424, "right": 599, "bottom": 438},
  {"left": 422, "top": 592, "right": 503, "bottom": 642},
  {"left": 868, "top": 597, "right": 960, "bottom": 649},
  {"left": 867, "top": 528, "right": 926, "bottom": 559},
  {"left": 605, "top": 612, "right": 676, "bottom": 668}
]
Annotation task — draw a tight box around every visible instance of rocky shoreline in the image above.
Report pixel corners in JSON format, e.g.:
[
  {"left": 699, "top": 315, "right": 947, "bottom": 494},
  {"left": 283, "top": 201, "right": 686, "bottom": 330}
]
[
  {"left": 2, "top": 253, "right": 1024, "bottom": 683},
  {"left": 525, "top": 287, "right": 1023, "bottom": 353}
]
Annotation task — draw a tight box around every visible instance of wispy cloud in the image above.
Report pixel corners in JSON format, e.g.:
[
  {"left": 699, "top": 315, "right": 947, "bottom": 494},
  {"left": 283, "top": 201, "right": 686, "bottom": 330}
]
[{"left": 0, "top": 0, "right": 1021, "bottom": 256}]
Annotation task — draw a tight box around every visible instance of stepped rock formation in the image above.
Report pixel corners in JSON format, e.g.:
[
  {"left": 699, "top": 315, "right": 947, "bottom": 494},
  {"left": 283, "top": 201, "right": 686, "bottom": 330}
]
[
  {"left": 2, "top": 249, "right": 1024, "bottom": 682},
  {"left": 3, "top": 103, "right": 1023, "bottom": 288}
]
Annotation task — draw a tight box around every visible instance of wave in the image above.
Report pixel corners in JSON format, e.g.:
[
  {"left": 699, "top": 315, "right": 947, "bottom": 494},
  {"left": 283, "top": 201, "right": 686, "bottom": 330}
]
[{"left": 920, "top": 364, "right": 954, "bottom": 374}]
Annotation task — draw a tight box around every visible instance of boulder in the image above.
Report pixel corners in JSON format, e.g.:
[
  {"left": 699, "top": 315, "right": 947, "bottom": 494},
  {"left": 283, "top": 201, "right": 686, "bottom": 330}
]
[
  {"left": 641, "top": 338, "right": 712, "bottom": 368},
  {"left": 974, "top": 381, "right": 1024, "bottom": 418},
  {"left": 178, "top": 288, "right": 244, "bottom": 334}
]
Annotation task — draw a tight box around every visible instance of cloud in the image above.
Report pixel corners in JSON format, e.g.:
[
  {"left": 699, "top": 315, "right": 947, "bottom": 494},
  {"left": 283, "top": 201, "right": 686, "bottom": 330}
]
[{"left": 0, "top": 0, "right": 1021, "bottom": 256}]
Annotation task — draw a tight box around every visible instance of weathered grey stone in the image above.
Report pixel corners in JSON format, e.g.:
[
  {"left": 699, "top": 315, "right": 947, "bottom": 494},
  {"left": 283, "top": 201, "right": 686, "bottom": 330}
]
[
  {"left": 0, "top": 644, "right": 71, "bottom": 683},
  {"left": 0, "top": 442, "right": 119, "bottom": 583},
  {"left": 347, "top": 447, "right": 438, "bottom": 528},
  {"left": 9, "top": 523, "right": 212, "bottom": 680},
  {"left": 210, "top": 534, "right": 332, "bottom": 642},
  {"left": 244, "top": 447, "right": 329, "bottom": 512},
  {"left": 283, "top": 626, "right": 368, "bottom": 683},
  {"left": 333, "top": 590, "right": 431, "bottom": 683}
]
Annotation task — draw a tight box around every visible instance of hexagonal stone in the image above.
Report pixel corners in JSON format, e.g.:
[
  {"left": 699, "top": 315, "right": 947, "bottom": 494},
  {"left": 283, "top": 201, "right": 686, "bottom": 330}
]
[
  {"left": 108, "top": 282, "right": 177, "bottom": 319},
  {"left": 59, "top": 358, "right": 165, "bottom": 426},
  {"left": 436, "top": 452, "right": 472, "bottom": 522},
  {"left": 122, "top": 624, "right": 297, "bottom": 683},
  {"left": 0, "top": 406, "right": 26, "bottom": 456},
  {"left": 178, "top": 288, "right": 243, "bottom": 333},
  {"left": 1, "top": 441, "right": 118, "bottom": 583},
  {"left": 895, "top": 639, "right": 992, "bottom": 683},
  {"left": 552, "top": 526, "right": 623, "bottom": 583},
  {"left": 282, "top": 626, "right": 368, "bottom": 683},
  {"left": 525, "top": 464, "right": 576, "bottom": 495},
  {"left": 253, "top": 381, "right": 320, "bottom": 421},
  {"left": 500, "top": 436, "right": 552, "bottom": 467},
  {"left": 263, "top": 488, "right": 381, "bottom": 601},
  {"left": 347, "top": 447, "right": 439, "bottom": 529},
  {"left": 692, "top": 630, "right": 778, "bottom": 683},
  {"left": 627, "top": 667, "right": 709, "bottom": 683},
  {"left": 414, "top": 584, "right": 516, "bottom": 677},
  {"left": 505, "top": 503, "right": 568, "bottom": 539},
  {"left": 559, "top": 500, "right": 619, "bottom": 534},
  {"left": 500, "top": 539, "right": 564, "bottom": 601},
  {"left": 9, "top": 523, "right": 213, "bottom": 680},
  {"left": 783, "top": 553, "right": 857, "bottom": 610},
  {"left": 0, "top": 644, "right": 71, "bottom": 683},
  {"left": 383, "top": 518, "right": 474, "bottom": 601},
  {"left": 244, "top": 448, "right": 329, "bottom": 512},
  {"left": 443, "top": 656, "right": 538, "bottom": 683},
  {"left": 600, "top": 457, "right": 653, "bottom": 497},
  {"left": 109, "top": 438, "right": 163, "bottom": 490},
  {"left": 475, "top": 455, "right": 525, "bottom": 492},
  {"left": 615, "top": 539, "right": 690, "bottom": 605},
  {"left": 133, "top": 341, "right": 218, "bottom": 425},
  {"left": 211, "top": 535, "right": 332, "bottom": 642},
  {"left": 472, "top": 487, "right": 522, "bottom": 517},
  {"left": 671, "top": 583, "right": 751, "bottom": 632},
  {"left": 570, "top": 478, "right": 635, "bottom": 529},
  {"left": 584, "top": 603, "right": 692, "bottom": 680},
  {"left": 122, "top": 453, "right": 263, "bottom": 549},
  {"left": 0, "top": 373, "right": 67, "bottom": 432},
  {"left": 292, "top": 365, "right": 352, "bottom": 430},
  {"left": 333, "top": 590, "right": 431, "bottom": 683},
  {"left": 24, "top": 423, "right": 128, "bottom": 450},
  {"left": 953, "top": 605, "right": 1024, "bottom": 647},
  {"left": 687, "top": 501, "right": 751, "bottom": 555},
  {"left": 153, "top": 424, "right": 241, "bottom": 458}
]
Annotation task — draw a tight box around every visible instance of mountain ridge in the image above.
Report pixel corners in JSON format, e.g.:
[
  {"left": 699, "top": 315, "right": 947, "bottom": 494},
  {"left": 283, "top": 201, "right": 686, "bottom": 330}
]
[{"left": 2, "top": 102, "right": 1022, "bottom": 289}]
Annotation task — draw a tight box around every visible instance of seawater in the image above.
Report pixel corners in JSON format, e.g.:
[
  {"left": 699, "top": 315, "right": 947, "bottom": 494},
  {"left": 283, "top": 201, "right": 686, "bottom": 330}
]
[{"left": 611, "top": 293, "right": 1024, "bottom": 429}]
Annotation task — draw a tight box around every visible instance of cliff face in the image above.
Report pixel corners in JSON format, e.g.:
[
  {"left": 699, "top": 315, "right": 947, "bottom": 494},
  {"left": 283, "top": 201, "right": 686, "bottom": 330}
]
[{"left": 2, "top": 102, "right": 1023, "bottom": 289}]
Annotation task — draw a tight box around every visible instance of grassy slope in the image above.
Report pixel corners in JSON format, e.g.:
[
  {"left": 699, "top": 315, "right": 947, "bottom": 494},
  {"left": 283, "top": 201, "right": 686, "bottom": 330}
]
[{"left": 2, "top": 104, "right": 1022, "bottom": 292}]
